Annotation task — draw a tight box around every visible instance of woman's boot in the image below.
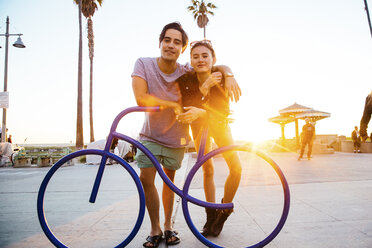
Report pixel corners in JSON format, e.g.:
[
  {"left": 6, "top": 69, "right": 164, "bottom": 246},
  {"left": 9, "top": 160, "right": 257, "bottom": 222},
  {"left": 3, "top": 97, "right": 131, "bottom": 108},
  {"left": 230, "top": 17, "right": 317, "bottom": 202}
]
[
  {"left": 200, "top": 208, "right": 217, "bottom": 237},
  {"left": 211, "top": 199, "right": 233, "bottom": 237}
]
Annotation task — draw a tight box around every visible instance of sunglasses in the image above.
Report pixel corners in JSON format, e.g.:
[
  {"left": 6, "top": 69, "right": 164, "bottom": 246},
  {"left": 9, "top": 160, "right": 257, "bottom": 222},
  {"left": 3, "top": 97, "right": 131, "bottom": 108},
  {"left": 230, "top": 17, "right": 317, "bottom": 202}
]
[{"left": 190, "top": 39, "right": 213, "bottom": 49}]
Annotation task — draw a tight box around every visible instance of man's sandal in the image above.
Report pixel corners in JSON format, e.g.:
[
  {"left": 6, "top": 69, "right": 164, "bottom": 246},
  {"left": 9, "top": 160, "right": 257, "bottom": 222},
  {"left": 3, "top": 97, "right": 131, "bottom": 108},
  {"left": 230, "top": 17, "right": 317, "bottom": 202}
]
[
  {"left": 143, "top": 234, "right": 163, "bottom": 248},
  {"left": 164, "top": 230, "right": 180, "bottom": 246}
]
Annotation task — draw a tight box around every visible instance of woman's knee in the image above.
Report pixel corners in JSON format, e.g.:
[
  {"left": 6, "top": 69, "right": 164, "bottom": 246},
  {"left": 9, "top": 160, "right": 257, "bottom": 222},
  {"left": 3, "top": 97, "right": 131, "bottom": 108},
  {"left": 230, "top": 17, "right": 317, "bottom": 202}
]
[
  {"left": 202, "top": 162, "right": 214, "bottom": 178},
  {"left": 229, "top": 162, "right": 242, "bottom": 177}
]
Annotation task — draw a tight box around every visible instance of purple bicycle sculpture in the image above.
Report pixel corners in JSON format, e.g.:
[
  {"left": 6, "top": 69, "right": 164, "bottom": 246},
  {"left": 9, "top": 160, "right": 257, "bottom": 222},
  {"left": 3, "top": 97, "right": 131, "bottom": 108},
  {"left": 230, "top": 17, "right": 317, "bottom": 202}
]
[{"left": 37, "top": 106, "right": 290, "bottom": 248}]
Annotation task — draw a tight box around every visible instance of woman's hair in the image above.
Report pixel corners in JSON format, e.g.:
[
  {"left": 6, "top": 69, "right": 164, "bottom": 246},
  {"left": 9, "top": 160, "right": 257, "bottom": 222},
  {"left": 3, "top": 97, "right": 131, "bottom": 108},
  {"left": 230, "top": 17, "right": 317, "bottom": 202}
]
[
  {"left": 190, "top": 41, "right": 216, "bottom": 58},
  {"left": 159, "top": 22, "right": 188, "bottom": 49}
]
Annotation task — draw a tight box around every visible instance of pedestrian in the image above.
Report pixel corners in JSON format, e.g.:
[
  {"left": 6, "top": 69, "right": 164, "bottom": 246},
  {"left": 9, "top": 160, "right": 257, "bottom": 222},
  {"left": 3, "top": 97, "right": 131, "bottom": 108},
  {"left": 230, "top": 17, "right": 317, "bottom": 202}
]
[
  {"left": 131, "top": 22, "right": 240, "bottom": 248},
  {"left": 177, "top": 40, "right": 242, "bottom": 237},
  {"left": 351, "top": 126, "right": 362, "bottom": 153},
  {"left": 7, "top": 134, "right": 12, "bottom": 144},
  {"left": 360, "top": 91, "right": 372, "bottom": 141},
  {"left": 298, "top": 118, "right": 316, "bottom": 160}
]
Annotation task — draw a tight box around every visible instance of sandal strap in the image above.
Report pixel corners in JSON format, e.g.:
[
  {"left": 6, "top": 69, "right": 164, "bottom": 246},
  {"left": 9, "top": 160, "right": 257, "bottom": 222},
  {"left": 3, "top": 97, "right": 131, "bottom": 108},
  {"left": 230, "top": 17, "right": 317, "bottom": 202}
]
[
  {"left": 164, "top": 230, "right": 180, "bottom": 245},
  {"left": 164, "top": 230, "right": 178, "bottom": 236},
  {"left": 143, "top": 235, "right": 163, "bottom": 248}
]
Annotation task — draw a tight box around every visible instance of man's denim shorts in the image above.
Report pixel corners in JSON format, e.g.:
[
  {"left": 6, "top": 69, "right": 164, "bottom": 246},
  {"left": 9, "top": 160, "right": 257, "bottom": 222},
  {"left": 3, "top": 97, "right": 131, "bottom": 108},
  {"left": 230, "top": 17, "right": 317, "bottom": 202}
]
[{"left": 136, "top": 140, "right": 185, "bottom": 171}]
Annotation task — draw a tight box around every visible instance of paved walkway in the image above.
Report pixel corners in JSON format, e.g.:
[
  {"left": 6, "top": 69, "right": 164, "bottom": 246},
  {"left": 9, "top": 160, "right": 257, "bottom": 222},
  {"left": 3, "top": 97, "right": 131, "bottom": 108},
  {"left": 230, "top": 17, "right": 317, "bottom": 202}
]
[{"left": 0, "top": 151, "right": 371, "bottom": 247}]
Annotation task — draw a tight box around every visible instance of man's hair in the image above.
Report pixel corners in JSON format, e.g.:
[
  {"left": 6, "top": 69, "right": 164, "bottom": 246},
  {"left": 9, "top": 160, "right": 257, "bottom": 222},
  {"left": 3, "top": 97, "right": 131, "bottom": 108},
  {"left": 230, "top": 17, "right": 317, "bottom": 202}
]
[{"left": 159, "top": 22, "right": 188, "bottom": 49}]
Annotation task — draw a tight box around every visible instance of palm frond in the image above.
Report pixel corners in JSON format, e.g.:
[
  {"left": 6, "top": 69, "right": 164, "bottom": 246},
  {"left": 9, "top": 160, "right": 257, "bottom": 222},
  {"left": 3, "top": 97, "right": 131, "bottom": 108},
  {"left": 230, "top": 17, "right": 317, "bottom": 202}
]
[{"left": 207, "top": 3, "right": 217, "bottom": 9}]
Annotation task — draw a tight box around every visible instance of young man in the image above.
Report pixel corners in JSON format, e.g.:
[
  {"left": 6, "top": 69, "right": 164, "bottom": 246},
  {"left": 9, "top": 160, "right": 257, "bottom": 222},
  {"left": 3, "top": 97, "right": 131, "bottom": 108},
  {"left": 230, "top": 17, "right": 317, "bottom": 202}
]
[{"left": 131, "top": 22, "right": 240, "bottom": 247}]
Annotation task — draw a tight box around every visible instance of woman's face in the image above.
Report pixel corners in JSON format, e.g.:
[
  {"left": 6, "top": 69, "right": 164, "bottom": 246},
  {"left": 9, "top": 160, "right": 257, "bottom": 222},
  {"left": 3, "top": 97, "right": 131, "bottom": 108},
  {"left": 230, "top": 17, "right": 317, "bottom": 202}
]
[{"left": 190, "top": 45, "right": 215, "bottom": 73}]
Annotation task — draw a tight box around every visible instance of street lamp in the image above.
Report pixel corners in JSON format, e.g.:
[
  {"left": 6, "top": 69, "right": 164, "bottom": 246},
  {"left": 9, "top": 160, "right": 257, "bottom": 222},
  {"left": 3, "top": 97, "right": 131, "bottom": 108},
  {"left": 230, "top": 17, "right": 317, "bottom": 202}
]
[{"left": 0, "top": 16, "right": 26, "bottom": 143}]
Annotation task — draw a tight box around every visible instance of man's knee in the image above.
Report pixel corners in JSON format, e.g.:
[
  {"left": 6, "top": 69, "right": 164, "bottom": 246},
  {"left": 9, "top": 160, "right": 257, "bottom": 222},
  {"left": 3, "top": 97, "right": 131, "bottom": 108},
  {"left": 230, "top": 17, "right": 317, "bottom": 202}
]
[{"left": 139, "top": 169, "right": 156, "bottom": 189}]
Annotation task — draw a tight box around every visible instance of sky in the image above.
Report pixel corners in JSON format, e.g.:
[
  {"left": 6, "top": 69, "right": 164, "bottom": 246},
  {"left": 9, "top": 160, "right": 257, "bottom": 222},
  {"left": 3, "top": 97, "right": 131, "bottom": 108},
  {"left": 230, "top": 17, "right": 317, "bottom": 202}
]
[{"left": 0, "top": 0, "right": 371, "bottom": 145}]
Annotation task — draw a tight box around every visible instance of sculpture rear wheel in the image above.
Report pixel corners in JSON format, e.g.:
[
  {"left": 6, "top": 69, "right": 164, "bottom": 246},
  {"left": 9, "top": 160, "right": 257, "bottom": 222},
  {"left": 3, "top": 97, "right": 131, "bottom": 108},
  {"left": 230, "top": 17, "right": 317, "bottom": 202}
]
[{"left": 181, "top": 145, "right": 290, "bottom": 248}]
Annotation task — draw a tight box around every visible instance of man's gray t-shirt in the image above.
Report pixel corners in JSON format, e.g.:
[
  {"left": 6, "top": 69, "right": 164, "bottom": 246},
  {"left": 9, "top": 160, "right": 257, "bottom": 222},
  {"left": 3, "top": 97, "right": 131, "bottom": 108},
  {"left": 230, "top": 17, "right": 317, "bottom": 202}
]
[{"left": 131, "top": 57, "right": 191, "bottom": 148}]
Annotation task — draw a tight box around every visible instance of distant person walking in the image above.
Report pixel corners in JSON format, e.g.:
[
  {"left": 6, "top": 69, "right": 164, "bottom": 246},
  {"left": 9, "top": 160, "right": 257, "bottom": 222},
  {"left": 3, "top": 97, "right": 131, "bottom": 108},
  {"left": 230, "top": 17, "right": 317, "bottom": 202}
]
[
  {"left": 352, "top": 126, "right": 362, "bottom": 153},
  {"left": 298, "top": 118, "right": 316, "bottom": 160},
  {"left": 360, "top": 91, "right": 372, "bottom": 141},
  {"left": 7, "top": 135, "right": 12, "bottom": 144}
]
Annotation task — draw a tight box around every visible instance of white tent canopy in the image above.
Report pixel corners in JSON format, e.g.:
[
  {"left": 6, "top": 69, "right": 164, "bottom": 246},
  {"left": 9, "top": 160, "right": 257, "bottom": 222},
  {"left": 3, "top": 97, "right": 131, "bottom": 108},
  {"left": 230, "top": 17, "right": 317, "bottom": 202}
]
[{"left": 86, "top": 139, "right": 131, "bottom": 164}]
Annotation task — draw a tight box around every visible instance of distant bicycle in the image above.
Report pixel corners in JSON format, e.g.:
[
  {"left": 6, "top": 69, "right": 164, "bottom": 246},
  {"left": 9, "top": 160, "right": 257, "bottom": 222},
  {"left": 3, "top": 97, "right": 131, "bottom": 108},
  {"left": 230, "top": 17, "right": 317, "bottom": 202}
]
[{"left": 37, "top": 106, "right": 290, "bottom": 248}]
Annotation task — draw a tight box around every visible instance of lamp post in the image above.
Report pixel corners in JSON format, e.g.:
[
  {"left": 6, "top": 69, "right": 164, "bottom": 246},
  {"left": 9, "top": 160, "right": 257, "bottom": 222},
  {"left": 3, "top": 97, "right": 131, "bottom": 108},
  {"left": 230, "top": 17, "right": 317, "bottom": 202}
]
[{"left": 0, "top": 16, "right": 26, "bottom": 143}]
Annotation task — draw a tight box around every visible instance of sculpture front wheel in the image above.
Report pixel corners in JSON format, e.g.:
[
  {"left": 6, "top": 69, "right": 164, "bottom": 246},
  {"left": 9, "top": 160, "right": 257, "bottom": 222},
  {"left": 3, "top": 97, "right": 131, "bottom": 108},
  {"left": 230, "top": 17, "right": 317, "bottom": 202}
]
[{"left": 37, "top": 150, "right": 146, "bottom": 248}]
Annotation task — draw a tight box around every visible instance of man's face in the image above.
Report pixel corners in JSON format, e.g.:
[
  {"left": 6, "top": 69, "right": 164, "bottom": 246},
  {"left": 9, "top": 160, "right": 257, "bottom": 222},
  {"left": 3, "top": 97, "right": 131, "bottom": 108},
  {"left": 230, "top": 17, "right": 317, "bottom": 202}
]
[{"left": 159, "top": 29, "right": 183, "bottom": 62}]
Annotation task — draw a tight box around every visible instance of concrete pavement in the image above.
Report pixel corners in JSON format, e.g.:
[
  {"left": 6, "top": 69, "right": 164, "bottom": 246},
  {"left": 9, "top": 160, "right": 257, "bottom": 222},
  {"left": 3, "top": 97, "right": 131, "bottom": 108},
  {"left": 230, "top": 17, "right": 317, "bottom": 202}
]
[{"left": 0, "top": 151, "right": 371, "bottom": 247}]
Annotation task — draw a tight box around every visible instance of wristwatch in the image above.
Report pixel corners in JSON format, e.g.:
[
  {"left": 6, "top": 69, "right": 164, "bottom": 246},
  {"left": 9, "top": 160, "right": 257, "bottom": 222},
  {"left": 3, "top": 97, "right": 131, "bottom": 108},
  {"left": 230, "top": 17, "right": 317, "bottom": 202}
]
[{"left": 225, "top": 72, "right": 234, "bottom": 78}]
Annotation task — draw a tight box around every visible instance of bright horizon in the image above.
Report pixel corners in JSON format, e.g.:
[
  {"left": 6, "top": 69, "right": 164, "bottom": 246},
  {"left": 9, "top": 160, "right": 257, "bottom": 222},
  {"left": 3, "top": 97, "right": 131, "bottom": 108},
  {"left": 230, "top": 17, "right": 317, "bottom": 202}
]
[{"left": 1, "top": 0, "right": 371, "bottom": 145}]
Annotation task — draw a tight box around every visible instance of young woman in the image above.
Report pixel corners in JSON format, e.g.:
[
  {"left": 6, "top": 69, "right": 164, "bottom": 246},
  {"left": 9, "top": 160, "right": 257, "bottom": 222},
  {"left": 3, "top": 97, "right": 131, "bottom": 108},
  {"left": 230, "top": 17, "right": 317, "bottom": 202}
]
[{"left": 177, "top": 40, "right": 242, "bottom": 237}]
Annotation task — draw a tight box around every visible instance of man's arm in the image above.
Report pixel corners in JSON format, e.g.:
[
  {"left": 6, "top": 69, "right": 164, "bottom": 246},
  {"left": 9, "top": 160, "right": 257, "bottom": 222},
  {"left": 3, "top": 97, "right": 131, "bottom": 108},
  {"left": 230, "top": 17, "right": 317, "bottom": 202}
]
[
  {"left": 132, "top": 76, "right": 182, "bottom": 114},
  {"left": 214, "top": 65, "right": 242, "bottom": 103},
  {"left": 360, "top": 95, "right": 372, "bottom": 141}
]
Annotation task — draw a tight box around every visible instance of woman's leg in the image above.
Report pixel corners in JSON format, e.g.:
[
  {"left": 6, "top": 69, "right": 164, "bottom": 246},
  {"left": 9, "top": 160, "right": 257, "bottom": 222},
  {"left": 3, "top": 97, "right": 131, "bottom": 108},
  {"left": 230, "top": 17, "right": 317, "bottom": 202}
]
[
  {"left": 194, "top": 130, "right": 217, "bottom": 236},
  {"left": 194, "top": 132, "right": 216, "bottom": 203},
  {"left": 212, "top": 125, "right": 242, "bottom": 204},
  {"left": 208, "top": 124, "right": 242, "bottom": 237}
]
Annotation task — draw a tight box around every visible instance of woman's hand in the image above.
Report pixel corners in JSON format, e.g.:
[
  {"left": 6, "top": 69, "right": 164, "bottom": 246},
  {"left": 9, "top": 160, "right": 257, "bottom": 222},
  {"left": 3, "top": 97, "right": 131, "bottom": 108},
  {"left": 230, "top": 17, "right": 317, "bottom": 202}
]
[
  {"left": 200, "top": 72, "right": 223, "bottom": 96},
  {"left": 177, "top": 106, "right": 206, "bottom": 124}
]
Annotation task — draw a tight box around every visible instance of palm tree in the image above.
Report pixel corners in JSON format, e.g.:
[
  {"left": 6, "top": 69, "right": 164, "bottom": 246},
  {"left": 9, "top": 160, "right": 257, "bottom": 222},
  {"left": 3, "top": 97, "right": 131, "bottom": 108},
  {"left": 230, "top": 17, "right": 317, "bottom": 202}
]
[
  {"left": 75, "top": 0, "right": 84, "bottom": 150},
  {"left": 74, "top": 0, "right": 103, "bottom": 143},
  {"left": 187, "top": 0, "right": 217, "bottom": 39}
]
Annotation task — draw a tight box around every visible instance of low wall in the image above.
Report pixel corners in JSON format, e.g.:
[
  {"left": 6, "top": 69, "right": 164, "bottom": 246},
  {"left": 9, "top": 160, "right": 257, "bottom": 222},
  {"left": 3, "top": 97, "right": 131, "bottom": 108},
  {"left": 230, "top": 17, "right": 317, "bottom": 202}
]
[{"left": 341, "top": 141, "right": 372, "bottom": 153}]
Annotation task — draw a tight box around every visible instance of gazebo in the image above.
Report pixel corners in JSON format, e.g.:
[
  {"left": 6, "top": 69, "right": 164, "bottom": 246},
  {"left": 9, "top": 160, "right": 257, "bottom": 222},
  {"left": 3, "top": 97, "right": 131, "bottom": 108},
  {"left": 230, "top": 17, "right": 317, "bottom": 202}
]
[
  {"left": 268, "top": 115, "right": 295, "bottom": 140},
  {"left": 296, "top": 109, "right": 331, "bottom": 121},
  {"left": 269, "top": 103, "right": 331, "bottom": 147}
]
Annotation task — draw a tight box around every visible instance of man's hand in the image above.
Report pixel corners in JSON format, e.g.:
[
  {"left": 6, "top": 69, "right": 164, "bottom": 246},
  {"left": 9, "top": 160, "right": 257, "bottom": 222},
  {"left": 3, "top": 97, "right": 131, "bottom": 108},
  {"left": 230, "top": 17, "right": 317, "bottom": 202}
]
[
  {"left": 177, "top": 106, "right": 206, "bottom": 124},
  {"left": 225, "top": 77, "right": 241, "bottom": 102},
  {"left": 169, "top": 102, "right": 183, "bottom": 116}
]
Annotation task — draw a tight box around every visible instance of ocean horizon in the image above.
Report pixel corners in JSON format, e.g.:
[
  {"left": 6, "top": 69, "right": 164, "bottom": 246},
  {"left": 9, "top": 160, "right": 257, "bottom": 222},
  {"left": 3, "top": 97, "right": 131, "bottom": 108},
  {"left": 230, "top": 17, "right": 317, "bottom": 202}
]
[{"left": 18, "top": 143, "right": 76, "bottom": 147}]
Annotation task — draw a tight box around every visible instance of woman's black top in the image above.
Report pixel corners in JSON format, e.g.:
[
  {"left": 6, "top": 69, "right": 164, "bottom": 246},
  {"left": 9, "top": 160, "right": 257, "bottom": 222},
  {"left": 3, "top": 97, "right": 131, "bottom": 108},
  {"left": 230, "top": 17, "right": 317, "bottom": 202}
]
[{"left": 177, "top": 72, "right": 230, "bottom": 139}]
